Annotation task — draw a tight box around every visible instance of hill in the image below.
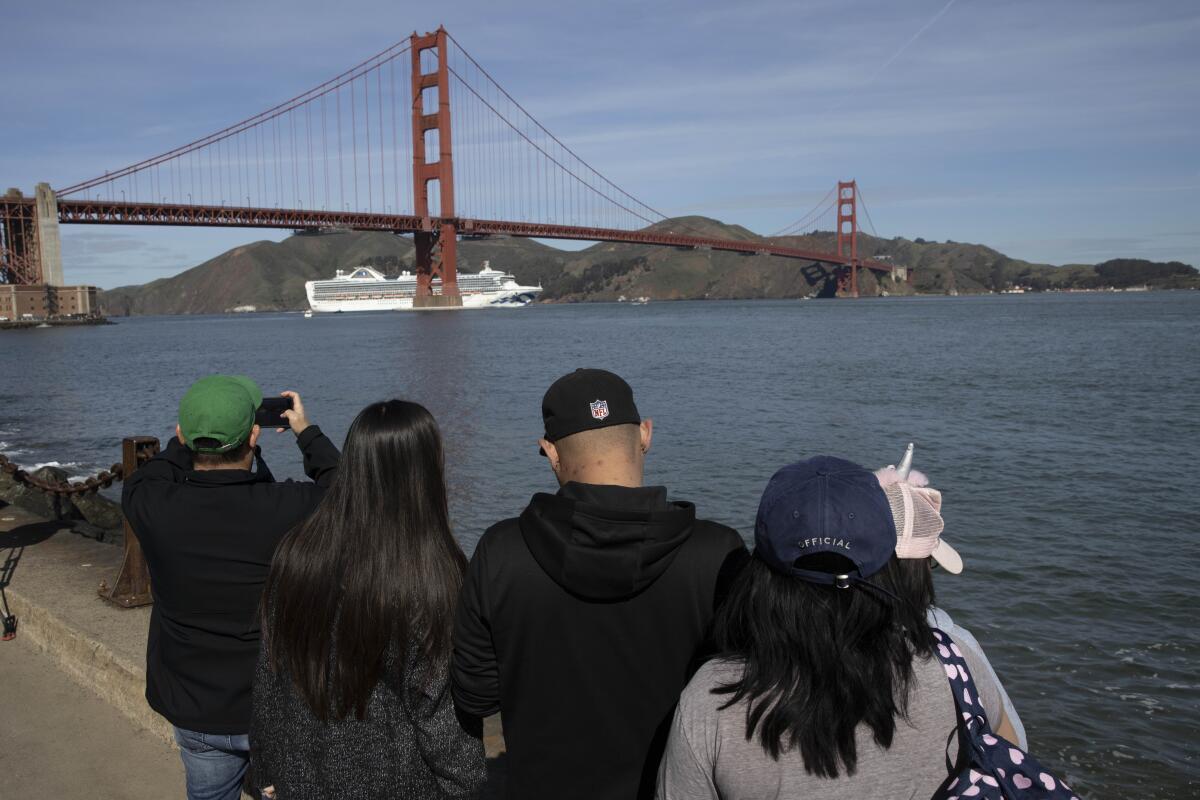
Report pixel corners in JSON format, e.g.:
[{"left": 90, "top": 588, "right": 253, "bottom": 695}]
[
  {"left": 98, "top": 220, "right": 1198, "bottom": 315},
  {"left": 100, "top": 231, "right": 567, "bottom": 316}
]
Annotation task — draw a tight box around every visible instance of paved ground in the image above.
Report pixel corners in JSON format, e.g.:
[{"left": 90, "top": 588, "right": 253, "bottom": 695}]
[
  {"left": 0, "top": 503, "right": 506, "bottom": 798},
  {"left": 0, "top": 634, "right": 185, "bottom": 799}
]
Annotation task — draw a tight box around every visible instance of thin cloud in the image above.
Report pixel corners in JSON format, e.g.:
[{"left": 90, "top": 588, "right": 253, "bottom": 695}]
[{"left": 865, "top": 0, "right": 961, "bottom": 85}]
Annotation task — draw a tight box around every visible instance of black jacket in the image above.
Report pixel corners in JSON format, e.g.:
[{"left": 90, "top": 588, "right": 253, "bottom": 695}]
[
  {"left": 122, "top": 427, "right": 339, "bottom": 734},
  {"left": 452, "top": 482, "right": 748, "bottom": 800}
]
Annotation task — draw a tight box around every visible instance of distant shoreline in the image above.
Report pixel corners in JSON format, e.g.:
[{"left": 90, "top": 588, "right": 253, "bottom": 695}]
[
  {"left": 89, "top": 287, "right": 1200, "bottom": 319},
  {"left": 0, "top": 317, "right": 113, "bottom": 331}
]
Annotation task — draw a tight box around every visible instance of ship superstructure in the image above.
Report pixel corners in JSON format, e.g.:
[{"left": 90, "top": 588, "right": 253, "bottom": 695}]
[{"left": 305, "top": 261, "right": 541, "bottom": 312}]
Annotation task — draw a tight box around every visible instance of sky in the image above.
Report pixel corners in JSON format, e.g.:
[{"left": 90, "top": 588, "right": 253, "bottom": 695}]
[{"left": 1, "top": 0, "right": 1197, "bottom": 289}]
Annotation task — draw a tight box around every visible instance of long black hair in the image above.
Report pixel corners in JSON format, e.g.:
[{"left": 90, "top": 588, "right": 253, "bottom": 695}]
[
  {"left": 262, "top": 400, "right": 466, "bottom": 721},
  {"left": 711, "top": 553, "right": 937, "bottom": 778}
]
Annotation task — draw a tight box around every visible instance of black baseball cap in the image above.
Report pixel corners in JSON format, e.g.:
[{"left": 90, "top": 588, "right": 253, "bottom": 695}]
[
  {"left": 540, "top": 368, "right": 641, "bottom": 452},
  {"left": 754, "top": 455, "right": 896, "bottom": 588}
]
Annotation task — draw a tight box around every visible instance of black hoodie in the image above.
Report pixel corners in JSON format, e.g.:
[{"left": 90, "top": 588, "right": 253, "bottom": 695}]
[{"left": 452, "top": 482, "right": 747, "bottom": 800}]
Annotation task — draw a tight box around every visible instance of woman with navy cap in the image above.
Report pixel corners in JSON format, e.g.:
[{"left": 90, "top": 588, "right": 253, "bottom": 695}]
[{"left": 656, "top": 456, "right": 1021, "bottom": 799}]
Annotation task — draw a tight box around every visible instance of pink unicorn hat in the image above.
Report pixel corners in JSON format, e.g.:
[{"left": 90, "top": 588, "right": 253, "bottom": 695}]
[{"left": 875, "top": 444, "right": 963, "bottom": 574}]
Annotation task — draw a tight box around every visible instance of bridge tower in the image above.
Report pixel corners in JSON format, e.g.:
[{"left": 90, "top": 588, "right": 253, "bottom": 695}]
[
  {"left": 35, "top": 183, "right": 64, "bottom": 286},
  {"left": 0, "top": 184, "right": 63, "bottom": 286},
  {"left": 1, "top": 189, "right": 39, "bottom": 284},
  {"left": 836, "top": 180, "right": 858, "bottom": 298},
  {"left": 409, "top": 27, "right": 461, "bottom": 308}
]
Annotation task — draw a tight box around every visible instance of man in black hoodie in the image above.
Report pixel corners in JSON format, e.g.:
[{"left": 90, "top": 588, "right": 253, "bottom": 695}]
[{"left": 452, "top": 368, "right": 747, "bottom": 800}]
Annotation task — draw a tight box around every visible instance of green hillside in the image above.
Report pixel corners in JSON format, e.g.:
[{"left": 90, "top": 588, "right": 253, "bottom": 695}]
[{"left": 98, "top": 220, "right": 1198, "bottom": 315}]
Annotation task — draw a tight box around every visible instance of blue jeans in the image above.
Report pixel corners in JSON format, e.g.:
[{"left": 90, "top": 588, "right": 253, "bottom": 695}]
[{"left": 173, "top": 726, "right": 250, "bottom": 800}]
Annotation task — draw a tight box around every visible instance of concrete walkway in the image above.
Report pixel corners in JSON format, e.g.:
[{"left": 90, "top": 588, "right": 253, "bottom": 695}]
[
  {"left": 0, "top": 501, "right": 506, "bottom": 797},
  {"left": 0, "top": 633, "right": 185, "bottom": 798}
]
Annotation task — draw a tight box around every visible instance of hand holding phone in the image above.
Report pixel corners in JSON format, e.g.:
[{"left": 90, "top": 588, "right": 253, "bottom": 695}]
[
  {"left": 277, "top": 391, "right": 311, "bottom": 436},
  {"left": 256, "top": 396, "right": 294, "bottom": 429}
]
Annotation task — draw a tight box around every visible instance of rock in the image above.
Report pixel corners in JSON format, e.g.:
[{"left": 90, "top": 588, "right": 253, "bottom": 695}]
[
  {"left": 0, "top": 469, "right": 20, "bottom": 504},
  {"left": 30, "top": 465, "right": 70, "bottom": 485},
  {"left": 4, "top": 483, "right": 66, "bottom": 520},
  {"left": 72, "top": 519, "right": 122, "bottom": 545},
  {"left": 0, "top": 465, "right": 83, "bottom": 521},
  {"left": 70, "top": 492, "right": 124, "bottom": 532}
]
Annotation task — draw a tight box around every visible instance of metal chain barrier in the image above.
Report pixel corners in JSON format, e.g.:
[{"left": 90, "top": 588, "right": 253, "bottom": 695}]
[
  {"left": 1, "top": 437, "right": 160, "bottom": 615},
  {"left": 0, "top": 451, "right": 145, "bottom": 496}
]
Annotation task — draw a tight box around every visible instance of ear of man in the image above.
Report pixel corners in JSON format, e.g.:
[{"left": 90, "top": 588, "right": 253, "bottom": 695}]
[
  {"left": 638, "top": 418, "right": 653, "bottom": 455},
  {"left": 538, "top": 438, "right": 562, "bottom": 475}
]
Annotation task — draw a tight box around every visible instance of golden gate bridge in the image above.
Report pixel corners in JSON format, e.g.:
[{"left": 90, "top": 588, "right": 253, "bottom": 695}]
[{"left": 1, "top": 27, "right": 904, "bottom": 303}]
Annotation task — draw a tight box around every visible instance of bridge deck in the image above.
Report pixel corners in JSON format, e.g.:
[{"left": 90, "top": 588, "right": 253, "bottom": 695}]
[{"left": 46, "top": 199, "right": 893, "bottom": 273}]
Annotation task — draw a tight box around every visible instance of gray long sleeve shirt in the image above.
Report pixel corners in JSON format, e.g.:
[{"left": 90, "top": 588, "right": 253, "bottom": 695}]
[{"left": 657, "top": 644, "right": 1006, "bottom": 800}]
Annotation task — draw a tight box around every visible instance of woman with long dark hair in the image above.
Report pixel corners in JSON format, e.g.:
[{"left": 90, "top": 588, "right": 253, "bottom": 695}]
[
  {"left": 251, "top": 400, "right": 484, "bottom": 799},
  {"left": 657, "top": 455, "right": 1020, "bottom": 799}
]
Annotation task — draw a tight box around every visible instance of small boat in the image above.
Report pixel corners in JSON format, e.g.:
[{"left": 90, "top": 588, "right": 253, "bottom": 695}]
[
  {"left": 631, "top": 296, "right": 650, "bottom": 306},
  {"left": 303, "top": 310, "right": 313, "bottom": 319}
]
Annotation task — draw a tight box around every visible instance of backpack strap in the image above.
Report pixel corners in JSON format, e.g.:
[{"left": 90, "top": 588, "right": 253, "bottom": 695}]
[
  {"left": 930, "top": 627, "right": 1000, "bottom": 784},
  {"left": 930, "top": 627, "right": 994, "bottom": 731},
  {"left": 929, "top": 631, "right": 1081, "bottom": 799}
]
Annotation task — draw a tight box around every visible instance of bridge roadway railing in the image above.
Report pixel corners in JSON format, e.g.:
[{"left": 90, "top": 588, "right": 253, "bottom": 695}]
[
  {"left": 459, "top": 217, "right": 896, "bottom": 274},
  {"left": 1, "top": 437, "right": 158, "bottom": 610},
  {"left": 49, "top": 199, "right": 895, "bottom": 274}
]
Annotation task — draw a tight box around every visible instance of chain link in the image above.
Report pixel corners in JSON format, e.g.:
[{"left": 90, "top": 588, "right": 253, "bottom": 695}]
[{"left": 0, "top": 449, "right": 153, "bottom": 497}]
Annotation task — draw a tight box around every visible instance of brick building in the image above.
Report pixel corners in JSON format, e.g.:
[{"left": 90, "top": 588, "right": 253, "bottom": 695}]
[{"left": 0, "top": 284, "right": 99, "bottom": 320}]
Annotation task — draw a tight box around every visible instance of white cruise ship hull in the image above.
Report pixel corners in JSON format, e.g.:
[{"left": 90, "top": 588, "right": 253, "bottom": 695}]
[
  {"left": 306, "top": 290, "right": 539, "bottom": 313},
  {"left": 304, "top": 263, "right": 541, "bottom": 313}
]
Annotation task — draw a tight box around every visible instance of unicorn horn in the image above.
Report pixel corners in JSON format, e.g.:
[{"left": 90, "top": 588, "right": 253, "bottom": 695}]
[{"left": 896, "top": 443, "right": 915, "bottom": 481}]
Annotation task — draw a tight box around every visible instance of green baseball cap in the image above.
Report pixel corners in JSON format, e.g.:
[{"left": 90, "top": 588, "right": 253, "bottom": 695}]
[{"left": 178, "top": 375, "right": 263, "bottom": 453}]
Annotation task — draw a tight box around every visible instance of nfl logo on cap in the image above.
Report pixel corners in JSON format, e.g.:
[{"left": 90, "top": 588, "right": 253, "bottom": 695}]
[{"left": 589, "top": 399, "right": 609, "bottom": 420}]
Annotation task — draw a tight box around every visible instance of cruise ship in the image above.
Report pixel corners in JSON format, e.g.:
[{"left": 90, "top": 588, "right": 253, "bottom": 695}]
[{"left": 305, "top": 261, "right": 542, "bottom": 312}]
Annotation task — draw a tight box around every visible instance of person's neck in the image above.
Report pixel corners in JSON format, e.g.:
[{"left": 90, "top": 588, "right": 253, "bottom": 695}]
[
  {"left": 193, "top": 458, "right": 253, "bottom": 472},
  {"left": 561, "top": 468, "right": 642, "bottom": 488}
]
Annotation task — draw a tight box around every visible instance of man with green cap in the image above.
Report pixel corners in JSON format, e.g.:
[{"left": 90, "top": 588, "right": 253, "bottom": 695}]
[{"left": 122, "top": 375, "right": 340, "bottom": 800}]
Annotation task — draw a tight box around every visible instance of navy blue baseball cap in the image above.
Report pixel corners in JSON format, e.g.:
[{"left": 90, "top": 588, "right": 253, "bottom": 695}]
[{"left": 754, "top": 455, "right": 897, "bottom": 588}]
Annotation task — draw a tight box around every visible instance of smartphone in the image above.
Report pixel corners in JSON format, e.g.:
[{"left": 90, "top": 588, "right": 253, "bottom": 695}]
[{"left": 256, "top": 397, "right": 293, "bottom": 428}]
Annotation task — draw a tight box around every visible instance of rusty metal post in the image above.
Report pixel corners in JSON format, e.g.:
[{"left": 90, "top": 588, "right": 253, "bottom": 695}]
[{"left": 98, "top": 436, "right": 158, "bottom": 608}]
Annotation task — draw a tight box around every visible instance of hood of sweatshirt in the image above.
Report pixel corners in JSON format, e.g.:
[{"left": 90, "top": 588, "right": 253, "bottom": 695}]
[{"left": 519, "top": 481, "right": 696, "bottom": 601}]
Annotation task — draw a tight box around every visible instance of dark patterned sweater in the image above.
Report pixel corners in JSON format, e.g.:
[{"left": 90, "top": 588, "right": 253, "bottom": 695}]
[{"left": 251, "top": 631, "right": 485, "bottom": 799}]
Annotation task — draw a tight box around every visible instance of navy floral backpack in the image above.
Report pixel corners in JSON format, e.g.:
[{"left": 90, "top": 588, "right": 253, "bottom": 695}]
[{"left": 929, "top": 628, "right": 1082, "bottom": 800}]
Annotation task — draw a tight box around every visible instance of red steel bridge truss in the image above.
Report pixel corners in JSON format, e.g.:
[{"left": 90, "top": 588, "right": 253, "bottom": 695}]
[{"left": 1, "top": 27, "right": 901, "bottom": 299}]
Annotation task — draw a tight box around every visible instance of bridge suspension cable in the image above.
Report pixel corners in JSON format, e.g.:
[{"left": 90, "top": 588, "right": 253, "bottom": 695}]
[
  {"left": 856, "top": 186, "right": 881, "bottom": 238},
  {"left": 55, "top": 31, "right": 694, "bottom": 236},
  {"left": 769, "top": 186, "right": 837, "bottom": 237},
  {"left": 13, "top": 26, "right": 903, "bottom": 292},
  {"left": 444, "top": 34, "right": 673, "bottom": 231},
  {"left": 56, "top": 40, "right": 418, "bottom": 215}
]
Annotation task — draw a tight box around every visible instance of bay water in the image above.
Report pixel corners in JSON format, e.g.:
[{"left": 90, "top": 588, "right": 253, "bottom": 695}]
[{"left": 2, "top": 292, "right": 1197, "bottom": 797}]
